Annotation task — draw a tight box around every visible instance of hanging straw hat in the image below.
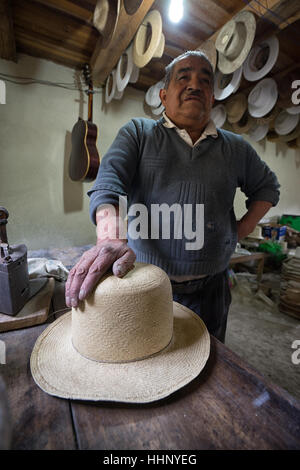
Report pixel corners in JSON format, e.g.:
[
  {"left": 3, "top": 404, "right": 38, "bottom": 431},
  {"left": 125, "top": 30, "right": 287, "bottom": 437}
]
[
  {"left": 30, "top": 263, "right": 210, "bottom": 403},
  {"left": 211, "top": 104, "right": 227, "bottom": 128},
  {"left": 232, "top": 110, "right": 256, "bottom": 134},
  {"left": 133, "top": 10, "right": 164, "bottom": 68},
  {"left": 267, "top": 122, "right": 300, "bottom": 143},
  {"left": 225, "top": 93, "right": 247, "bottom": 123},
  {"left": 256, "top": 104, "right": 280, "bottom": 125},
  {"left": 248, "top": 77, "right": 278, "bottom": 118},
  {"left": 243, "top": 35, "right": 279, "bottom": 82},
  {"left": 93, "top": 0, "right": 120, "bottom": 49},
  {"left": 197, "top": 39, "right": 217, "bottom": 71},
  {"left": 248, "top": 122, "right": 269, "bottom": 142},
  {"left": 214, "top": 66, "right": 243, "bottom": 100},
  {"left": 274, "top": 110, "right": 299, "bottom": 136},
  {"left": 215, "top": 11, "right": 256, "bottom": 74}
]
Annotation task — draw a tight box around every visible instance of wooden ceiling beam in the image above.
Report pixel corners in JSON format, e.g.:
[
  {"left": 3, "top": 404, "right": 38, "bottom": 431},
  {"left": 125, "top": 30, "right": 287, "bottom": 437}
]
[
  {"left": 197, "top": 0, "right": 294, "bottom": 49},
  {"left": 31, "top": 0, "right": 96, "bottom": 23},
  {"left": 0, "top": 0, "right": 17, "bottom": 61},
  {"left": 91, "top": 0, "right": 155, "bottom": 86}
]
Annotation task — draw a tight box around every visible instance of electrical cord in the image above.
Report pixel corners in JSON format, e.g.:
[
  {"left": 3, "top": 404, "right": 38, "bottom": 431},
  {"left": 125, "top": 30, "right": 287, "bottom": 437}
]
[{"left": 0, "top": 71, "right": 102, "bottom": 93}]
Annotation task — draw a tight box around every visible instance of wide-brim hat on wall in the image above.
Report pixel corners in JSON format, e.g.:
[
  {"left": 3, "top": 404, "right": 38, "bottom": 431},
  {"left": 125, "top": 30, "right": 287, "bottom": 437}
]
[
  {"left": 116, "top": 44, "right": 134, "bottom": 92},
  {"left": 105, "top": 69, "right": 123, "bottom": 103},
  {"left": 214, "top": 66, "right": 243, "bottom": 100},
  {"left": 31, "top": 263, "right": 210, "bottom": 403},
  {"left": 133, "top": 10, "right": 164, "bottom": 68},
  {"left": 232, "top": 110, "right": 256, "bottom": 134},
  {"left": 215, "top": 10, "right": 256, "bottom": 74},
  {"left": 286, "top": 106, "right": 300, "bottom": 115},
  {"left": 256, "top": 105, "right": 280, "bottom": 125},
  {"left": 197, "top": 39, "right": 217, "bottom": 71},
  {"left": 248, "top": 122, "right": 269, "bottom": 142},
  {"left": 145, "top": 80, "right": 165, "bottom": 107},
  {"left": 274, "top": 110, "right": 299, "bottom": 136},
  {"left": 267, "top": 122, "right": 300, "bottom": 143},
  {"left": 93, "top": 0, "right": 120, "bottom": 49},
  {"left": 225, "top": 93, "right": 247, "bottom": 123},
  {"left": 248, "top": 77, "right": 278, "bottom": 118},
  {"left": 211, "top": 104, "right": 227, "bottom": 128},
  {"left": 243, "top": 35, "right": 279, "bottom": 82}
]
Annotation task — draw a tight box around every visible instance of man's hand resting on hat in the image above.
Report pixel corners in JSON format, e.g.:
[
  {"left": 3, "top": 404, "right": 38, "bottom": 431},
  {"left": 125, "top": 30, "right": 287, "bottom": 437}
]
[{"left": 65, "top": 205, "right": 136, "bottom": 308}]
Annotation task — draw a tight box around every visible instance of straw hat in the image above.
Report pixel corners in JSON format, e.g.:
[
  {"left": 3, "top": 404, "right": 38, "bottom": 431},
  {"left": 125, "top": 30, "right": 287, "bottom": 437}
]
[
  {"left": 225, "top": 93, "right": 247, "bottom": 123},
  {"left": 93, "top": 0, "right": 120, "bottom": 49},
  {"left": 116, "top": 45, "right": 134, "bottom": 92},
  {"left": 145, "top": 80, "right": 165, "bottom": 107},
  {"left": 248, "top": 77, "right": 278, "bottom": 117},
  {"left": 105, "top": 69, "right": 123, "bottom": 103},
  {"left": 256, "top": 105, "right": 280, "bottom": 125},
  {"left": 267, "top": 122, "right": 300, "bottom": 143},
  {"left": 232, "top": 110, "right": 255, "bottom": 134},
  {"left": 197, "top": 39, "right": 217, "bottom": 71},
  {"left": 133, "top": 10, "right": 164, "bottom": 68},
  {"left": 215, "top": 11, "right": 256, "bottom": 74},
  {"left": 30, "top": 263, "right": 210, "bottom": 403},
  {"left": 243, "top": 35, "right": 279, "bottom": 82},
  {"left": 248, "top": 122, "right": 269, "bottom": 142},
  {"left": 211, "top": 104, "right": 226, "bottom": 128},
  {"left": 214, "top": 66, "right": 243, "bottom": 100},
  {"left": 274, "top": 110, "right": 299, "bottom": 135}
]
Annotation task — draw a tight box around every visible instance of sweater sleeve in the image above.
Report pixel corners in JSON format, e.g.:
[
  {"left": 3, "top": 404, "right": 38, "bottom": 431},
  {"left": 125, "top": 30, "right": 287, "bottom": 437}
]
[
  {"left": 87, "top": 120, "right": 141, "bottom": 224},
  {"left": 237, "top": 140, "right": 280, "bottom": 209}
]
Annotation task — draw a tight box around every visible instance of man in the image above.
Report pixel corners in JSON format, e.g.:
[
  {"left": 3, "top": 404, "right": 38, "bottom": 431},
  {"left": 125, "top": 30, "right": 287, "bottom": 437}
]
[{"left": 65, "top": 51, "right": 280, "bottom": 342}]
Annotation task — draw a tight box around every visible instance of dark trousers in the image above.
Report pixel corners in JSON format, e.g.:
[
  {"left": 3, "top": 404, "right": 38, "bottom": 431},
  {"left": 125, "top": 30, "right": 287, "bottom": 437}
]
[{"left": 171, "top": 269, "right": 232, "bottom": 343}]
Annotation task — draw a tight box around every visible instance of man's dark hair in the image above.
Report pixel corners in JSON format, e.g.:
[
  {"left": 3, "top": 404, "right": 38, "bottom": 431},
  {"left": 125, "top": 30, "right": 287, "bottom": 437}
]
[{"left": 164, "top": 50, "right": 214, "bottom": 89}]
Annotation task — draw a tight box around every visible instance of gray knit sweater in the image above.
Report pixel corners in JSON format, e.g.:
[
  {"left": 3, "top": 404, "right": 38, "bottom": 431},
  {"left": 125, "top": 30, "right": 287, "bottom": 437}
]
[{"left": 88, "top": 118, "right": 280, "bottom": 276}]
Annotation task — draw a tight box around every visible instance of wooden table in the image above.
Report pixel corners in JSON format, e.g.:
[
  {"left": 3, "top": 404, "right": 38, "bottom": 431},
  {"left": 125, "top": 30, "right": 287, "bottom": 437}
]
[
  {"left": 230, "top": 252, "right": 265, "bottom": 283},
  {"left": 0, "top": 247, "right": 300, "bottom": 450}
]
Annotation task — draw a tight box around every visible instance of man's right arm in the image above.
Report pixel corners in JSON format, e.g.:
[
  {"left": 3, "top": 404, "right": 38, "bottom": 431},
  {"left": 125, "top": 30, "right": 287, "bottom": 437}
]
[{"left": 65, "top": 204, "right": 136, "bottom": 308}]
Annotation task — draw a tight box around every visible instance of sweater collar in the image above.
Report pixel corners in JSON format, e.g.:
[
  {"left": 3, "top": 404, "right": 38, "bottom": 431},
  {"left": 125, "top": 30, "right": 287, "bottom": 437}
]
[{"left": 162, "top": 112, "right": 218, "bottom": 147}]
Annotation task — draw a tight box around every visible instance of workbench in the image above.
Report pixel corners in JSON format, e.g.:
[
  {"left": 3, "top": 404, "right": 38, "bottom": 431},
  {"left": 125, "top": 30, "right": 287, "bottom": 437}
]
[{"left": 0, "top": 245, "right": 299, "bottom": 450}]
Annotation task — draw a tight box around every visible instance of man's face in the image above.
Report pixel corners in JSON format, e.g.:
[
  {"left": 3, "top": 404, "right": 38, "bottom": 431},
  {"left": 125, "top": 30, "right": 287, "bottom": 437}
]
[{"left": 159, "top": 56, "right": 215, "bottom": 127}]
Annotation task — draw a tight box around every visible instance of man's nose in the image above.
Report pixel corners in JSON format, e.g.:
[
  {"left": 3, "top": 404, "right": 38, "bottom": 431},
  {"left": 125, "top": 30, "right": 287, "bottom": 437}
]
[{"left": 187, "top": 77, "right": 201, "bottom": 91}]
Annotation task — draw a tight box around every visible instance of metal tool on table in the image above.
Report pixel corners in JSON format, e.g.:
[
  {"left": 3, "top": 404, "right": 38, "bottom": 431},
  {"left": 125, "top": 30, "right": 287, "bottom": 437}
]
[{"left": 0, "top": 207, "right": 29, "bottom": 315}]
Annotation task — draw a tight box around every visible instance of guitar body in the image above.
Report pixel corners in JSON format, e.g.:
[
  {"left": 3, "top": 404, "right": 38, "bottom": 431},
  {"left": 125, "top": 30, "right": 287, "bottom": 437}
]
[
  {"left": 69, "top": 118, "right": 100, "bottom": 182},
  {"left": 69, "top": 64, "right": 100, "bottom": 182}
]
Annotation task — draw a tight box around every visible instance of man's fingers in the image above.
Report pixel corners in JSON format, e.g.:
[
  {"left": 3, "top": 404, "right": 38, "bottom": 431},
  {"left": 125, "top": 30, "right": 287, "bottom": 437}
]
[
  {"left": 65, "top": 249, "right": 99, "bottom": 307},
  {"left": 112, "top": 248, "right": 136, "bottom": 277},
  {"left": 78, "top": 254, "right": 115, "bottom": 301}
]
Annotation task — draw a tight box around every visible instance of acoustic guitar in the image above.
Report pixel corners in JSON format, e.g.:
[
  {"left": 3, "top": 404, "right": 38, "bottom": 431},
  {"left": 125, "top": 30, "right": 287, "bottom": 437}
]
[{"left": 69, "top": 64, "right": 100, "bottom": 182}]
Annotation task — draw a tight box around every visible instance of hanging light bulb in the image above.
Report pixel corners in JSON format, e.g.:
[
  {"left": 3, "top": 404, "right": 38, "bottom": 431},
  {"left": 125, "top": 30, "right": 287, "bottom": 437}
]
[{"left": 169, "top": 0, "right": 183, "bottom": 23}]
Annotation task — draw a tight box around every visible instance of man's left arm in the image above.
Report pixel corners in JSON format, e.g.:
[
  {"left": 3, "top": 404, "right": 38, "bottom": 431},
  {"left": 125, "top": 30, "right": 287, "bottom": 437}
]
[
  {"left": 237, "top": 141, "right": 280, "bottom": 240},
  {"left": 237, "top": 200, "right": 272, "bottom": 240}
]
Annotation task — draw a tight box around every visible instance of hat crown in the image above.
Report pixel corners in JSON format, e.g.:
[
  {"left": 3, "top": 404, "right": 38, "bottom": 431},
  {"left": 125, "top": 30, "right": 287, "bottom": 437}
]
[{"left": 71, "top": 263, "right": 174, "bottom": 363}]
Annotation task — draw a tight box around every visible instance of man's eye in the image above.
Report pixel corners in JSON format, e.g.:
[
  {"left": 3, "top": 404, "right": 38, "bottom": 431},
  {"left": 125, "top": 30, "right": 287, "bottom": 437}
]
[{"left": 178, "top": 75, "right": 187, "bottom": 80}]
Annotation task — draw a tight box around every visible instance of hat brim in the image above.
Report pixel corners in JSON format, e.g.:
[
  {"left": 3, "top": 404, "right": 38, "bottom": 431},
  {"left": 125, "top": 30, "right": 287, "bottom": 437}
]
[{"left": 30, "top": 302, "right": 210, "bottom": 403}]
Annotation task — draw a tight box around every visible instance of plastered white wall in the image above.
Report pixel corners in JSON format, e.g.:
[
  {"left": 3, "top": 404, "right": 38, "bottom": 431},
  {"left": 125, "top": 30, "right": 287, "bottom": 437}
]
[
  {"left": 0, "top": 54, "right": 150, "bottom": 250},
  {"left": 0, "top": 54, "right": 299, "bottom": 250}
]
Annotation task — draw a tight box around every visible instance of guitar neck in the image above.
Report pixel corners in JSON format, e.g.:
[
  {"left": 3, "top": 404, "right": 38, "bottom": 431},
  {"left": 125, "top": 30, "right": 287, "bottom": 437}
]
[{"left": 88, "top": 83, "right": 93, "bottom": 122}]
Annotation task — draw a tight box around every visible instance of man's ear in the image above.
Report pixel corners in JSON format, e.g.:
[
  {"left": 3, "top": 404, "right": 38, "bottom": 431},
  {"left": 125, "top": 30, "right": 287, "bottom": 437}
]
[{"left": 159, "top": 88, "right": 167, "bottom": 106}]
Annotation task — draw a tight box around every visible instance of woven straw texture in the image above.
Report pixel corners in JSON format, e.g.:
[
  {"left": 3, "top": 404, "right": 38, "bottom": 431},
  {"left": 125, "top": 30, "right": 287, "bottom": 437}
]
[{"left": 30, "top": 264, "right": 210, "bottom": 403}]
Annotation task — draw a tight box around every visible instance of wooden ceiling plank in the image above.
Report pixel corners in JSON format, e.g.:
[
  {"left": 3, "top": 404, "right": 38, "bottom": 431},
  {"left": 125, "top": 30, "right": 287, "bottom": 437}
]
[
  {"left": 91, "top": 0, "right": 155, "bottom": 86},
  {"left": 13, "top": 0, "right": 98, "bottom": 56},
  {"left": 16, "top": 28, "right": 90, "bottom": 67},
  {"left": 0, "top": 0, "right": 17, "bottom": 61},
  {"left": 30, "top": 0, "right": 96, "bottom": 23}
]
